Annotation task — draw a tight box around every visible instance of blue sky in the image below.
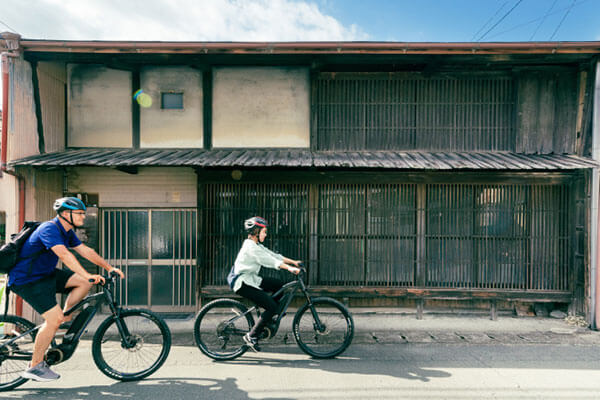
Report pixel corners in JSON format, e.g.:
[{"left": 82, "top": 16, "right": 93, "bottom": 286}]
[
  {"left": 317, "top": 0, "right": 599, "bottom": 42},
  {"left": 1, "top": 0, "right": 599, "bottom": 109},
  {"left": 0, "top": 0, "right": 598, "bottom": 42}
]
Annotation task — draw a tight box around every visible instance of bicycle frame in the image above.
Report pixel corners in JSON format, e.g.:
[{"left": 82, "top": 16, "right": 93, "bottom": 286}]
[
  {"left": 230, "top": 270, "right": 323, "bottom": 337},
  {"left": 1, "top": 274, "right": 126, "bottom": 364}
]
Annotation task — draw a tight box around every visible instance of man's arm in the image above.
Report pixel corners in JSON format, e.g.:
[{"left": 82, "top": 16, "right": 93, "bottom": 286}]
[
  {"left": 73, "top": 244, "right": 124, "bottom": 278},
  {"left": 51, "top": 244, "right": 104, "bottom": 283}
]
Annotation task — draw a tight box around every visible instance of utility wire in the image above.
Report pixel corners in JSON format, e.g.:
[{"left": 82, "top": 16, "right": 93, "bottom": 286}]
[
  {"left": 549, "top": 0, "right": 577, "bottom": 40},
  {"left": 0, "top": 18, "right": 18, "bottom": 34},
  {"left": 485, "top": 0, "right": 590, "bottom": 40},
  {"left": 471, "top": 1, "right": 509, "bottom": 41},
  {"left": 529, "top": 0, "right": 558, "bottom": 40},
  {"left": 476, "top": 0, "right": 524, "bottom": 42}
]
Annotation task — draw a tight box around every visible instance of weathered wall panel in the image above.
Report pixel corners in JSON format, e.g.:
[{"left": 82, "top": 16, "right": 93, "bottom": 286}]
[
  {"left": 67, "top": 167, "right": 196, "bottom": 207},
  {"left": 212, "top": 67, "right": 310, "bottom": 148},
  {"left": 140, "top": 66, "right": 203, "bottom": 148},
  {"left": 68, "top": 64, "right": 132, "bottom": 148},
  {"left": 516, "top": 70, "right": 578, "bottom": 154},
  {"left": 31, "top": 169, "right": 63, "bottom": 221},
  {"left": 37, "top": 62, "right": 66, "bottom": 153},
  {"left": 8, "top": 57, "right": 38, "bottom": 160},
  {"left": 554, "top": 71, "right": 578, "bottom": 154}
]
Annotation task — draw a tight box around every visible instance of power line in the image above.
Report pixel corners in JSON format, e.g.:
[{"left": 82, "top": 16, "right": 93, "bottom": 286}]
[
  {"left": 0, "top": 18, "right": 18, "bottom": 34},
  {"left": 485, "top": 0, "right": 590, "bottom": 40},
  {"left": 471, "top": 1, "right": 509, "bottom": 42},
  {"left": 476, "top": 0, "right": 524, "bottom": 42},
  {"left": 549, "top": 0, "right": 577, "bottom": 40},
  {"left": 529, "top": 0, "right": 558, "bottom": 40}
]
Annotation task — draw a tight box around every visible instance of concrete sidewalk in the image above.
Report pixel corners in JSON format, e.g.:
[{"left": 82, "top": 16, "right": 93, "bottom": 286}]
[{"left": 138, "top": 307, "right": 600, "bottom": 346}]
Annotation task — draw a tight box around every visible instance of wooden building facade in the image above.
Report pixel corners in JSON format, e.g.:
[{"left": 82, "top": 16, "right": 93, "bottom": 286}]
[{"left": 2, "top": 35, "right": 600, "bottom": 321}]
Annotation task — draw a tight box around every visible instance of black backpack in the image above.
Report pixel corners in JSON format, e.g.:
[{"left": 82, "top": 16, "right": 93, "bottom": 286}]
[{"left": 0, "top": 221, "right": 41, "bottom": 274}]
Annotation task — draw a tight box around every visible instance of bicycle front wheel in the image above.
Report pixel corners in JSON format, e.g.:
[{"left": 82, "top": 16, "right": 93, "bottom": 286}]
[
  {"left": 293, "top": 297, "right": 354, "bottom": 359},
  {"left": 194, "top": 298, "right": 255, "bottom": 361},
  {"left": 92, "top": 309, "right": 171, "bottom": 381},
  {"left": 0, "top": 315, "right": 35, "bottom": 391}
]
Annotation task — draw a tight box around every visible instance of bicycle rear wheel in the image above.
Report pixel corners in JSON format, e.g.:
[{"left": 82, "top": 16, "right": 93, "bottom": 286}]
[
  {"left": 194, "top": 298, "right": 255, "bottom": 361},
  {"left": 0, "top": 315, "right": 35, "bottom": 391},
  {"left": 293, "top": 297, "right": 354, "bottom": 359},
  {"left": 92, "top": 309, "right": 171, "bottom": 381}
]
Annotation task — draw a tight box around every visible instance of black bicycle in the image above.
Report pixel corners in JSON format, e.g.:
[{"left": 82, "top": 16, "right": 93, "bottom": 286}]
[
  {"left": 194, "top": 266, "right": 354, "bottom": 361},
  {"left": 0, "top": 271, "right": 171, "bottom": 391}
]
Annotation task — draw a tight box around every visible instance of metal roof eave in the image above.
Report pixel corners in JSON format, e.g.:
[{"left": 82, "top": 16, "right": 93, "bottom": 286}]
[
  {"left": 9, "top": 149, "right": 599, "bottom": 171},
  {"left": 14, "top": 39, "right": 600, "bottom": 55}
]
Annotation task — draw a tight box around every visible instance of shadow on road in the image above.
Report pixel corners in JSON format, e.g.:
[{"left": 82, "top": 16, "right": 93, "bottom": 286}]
[
  {"left": 8, "top": 377, "right": 294, "bottom": 400},
  {"left": 222, "top": 350, "right": 451, "bottom": 382}
]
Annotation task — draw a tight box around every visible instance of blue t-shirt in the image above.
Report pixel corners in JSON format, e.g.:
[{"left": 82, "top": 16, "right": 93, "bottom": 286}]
[{"left": 8, "top": 217, "right": 82, "bottom": 286}]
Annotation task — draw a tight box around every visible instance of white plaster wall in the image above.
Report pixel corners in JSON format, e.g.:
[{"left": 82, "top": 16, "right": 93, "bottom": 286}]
[
  {"left": 68, "top": 64, "right": 132, "bottom": 148},
  {"left": 0, "top": 174, "right": 18, "bottom": 239},
  {"left": 140, "top": 66, "right": 203, "bottom": 148},
  {"left": 212, "top": 67, "right": 310, "bottom": 148}
]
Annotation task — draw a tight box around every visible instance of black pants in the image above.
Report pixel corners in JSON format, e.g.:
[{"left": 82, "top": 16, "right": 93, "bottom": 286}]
[{"left": 236, "top": 277, "right": 284, "bottom": 338}]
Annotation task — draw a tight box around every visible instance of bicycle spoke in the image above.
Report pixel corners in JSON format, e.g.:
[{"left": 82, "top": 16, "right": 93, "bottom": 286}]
[
  {"left": 293, "top": 298, "right": 354, "bottom": 359},
  {"left": 194, "top": 299, "right": 253, "bottom": 361},
  {"left": 93, "top": 311, "right": 170, "bottom": 381},
  {"left": 0, "top": 316, "right": 36, "bottom": 391}
]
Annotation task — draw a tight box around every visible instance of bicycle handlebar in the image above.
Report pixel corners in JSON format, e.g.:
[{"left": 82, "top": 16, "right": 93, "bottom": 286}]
[{"left": 88, "top": 270, "right": 121, "bottom": 285}]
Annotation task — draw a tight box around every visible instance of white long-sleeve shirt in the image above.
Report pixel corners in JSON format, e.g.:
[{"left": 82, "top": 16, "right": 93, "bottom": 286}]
[{"left": 232, "top": 239, "right": 284, "bottom": 292}]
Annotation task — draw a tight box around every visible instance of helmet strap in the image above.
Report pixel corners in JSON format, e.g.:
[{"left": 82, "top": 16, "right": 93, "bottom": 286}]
[{"left": 58, "top": 211, "right": 75, "bottom": 228}]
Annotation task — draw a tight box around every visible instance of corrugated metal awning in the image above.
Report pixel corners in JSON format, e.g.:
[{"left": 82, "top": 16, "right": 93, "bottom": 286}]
[{"left": 9, "top": 149, "right": 599, "bottom": 170}]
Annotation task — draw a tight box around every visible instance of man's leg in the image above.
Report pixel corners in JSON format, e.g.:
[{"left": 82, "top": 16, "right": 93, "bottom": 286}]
[
  {"left": 31, "top": 305, "right": 64, "bottom": 367},
  {"left": 62, "top": 273, "right": 92, "bottom": 321}
]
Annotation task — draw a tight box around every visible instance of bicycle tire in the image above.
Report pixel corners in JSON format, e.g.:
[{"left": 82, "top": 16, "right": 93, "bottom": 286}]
[
  {"left": 292, "top": 297, "right": 354, "bottom": 359},
  {"left": 0, "top": 315, "right": 36, "bottom": 391},
  {"left": 194, "top": 298, "right": 255, "bottom": 361},
  {"left": 92, "top": 309, "right": 171, "bottom": 381}
]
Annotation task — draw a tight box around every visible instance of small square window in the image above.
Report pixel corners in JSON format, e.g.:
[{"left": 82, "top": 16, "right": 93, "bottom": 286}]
[{"left": 161, "top": 92, "right": 184, "bottom": 109}]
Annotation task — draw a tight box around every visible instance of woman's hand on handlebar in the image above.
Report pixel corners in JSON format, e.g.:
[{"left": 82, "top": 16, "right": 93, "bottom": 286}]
[{"left": 282, "top": 263, "right": 301, "bottom": 275}]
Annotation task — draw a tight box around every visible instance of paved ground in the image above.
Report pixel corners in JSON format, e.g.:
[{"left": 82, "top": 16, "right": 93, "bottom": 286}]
[
  {"left": 74, "top": 307, "right": 598, "bottom": 346},
  {"left": 5, "top": 342, "right": 600, "bottom": 399},
  {"left": 3, "top": 308, "right": 600, "bottom": 399},
  {"left": 157, "top": 307, "right": 600, "bottom": 346}
]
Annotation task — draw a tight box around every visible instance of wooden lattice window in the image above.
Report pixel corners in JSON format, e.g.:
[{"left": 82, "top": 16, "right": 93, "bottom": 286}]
[
  {"left": 203, "top": 180, "right": 570, "bottom": 291},
  {"left": 314, "top": 72, "right": 516, "bottom": 151}
]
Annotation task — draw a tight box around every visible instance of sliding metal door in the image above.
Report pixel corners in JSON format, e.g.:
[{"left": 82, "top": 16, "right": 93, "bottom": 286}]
[{"left": 102, "top": 208, "right": 197, "bottom": 312}]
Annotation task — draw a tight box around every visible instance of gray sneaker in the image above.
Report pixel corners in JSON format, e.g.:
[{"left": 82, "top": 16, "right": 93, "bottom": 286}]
[{"left": 21, "top": 361, "right": 61, "bottom": 382}]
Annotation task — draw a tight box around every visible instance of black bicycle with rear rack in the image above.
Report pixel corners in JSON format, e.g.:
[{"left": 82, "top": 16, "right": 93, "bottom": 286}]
[
  {"left": 0, "top": 271, "right": 171, "bottom": 391},
  {"left": 194, "top": 266, "right": 354, "bottom": 361}
]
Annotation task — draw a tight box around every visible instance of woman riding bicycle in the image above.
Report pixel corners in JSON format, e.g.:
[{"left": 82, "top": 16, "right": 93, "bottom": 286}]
[{"left": 233, "top": 216, "right": 301, "bottom": 351}]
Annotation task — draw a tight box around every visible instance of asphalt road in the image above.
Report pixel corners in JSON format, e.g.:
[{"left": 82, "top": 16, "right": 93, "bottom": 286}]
[{"left": 3, "top": 340, "right": 600, "bottom": 400}]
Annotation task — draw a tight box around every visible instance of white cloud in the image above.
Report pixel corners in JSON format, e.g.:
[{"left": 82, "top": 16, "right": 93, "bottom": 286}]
[
  {"left": 1, "top": 0, "right": 367, "bottom": 41},
  {"left": 0, "top": 0, "right": 368, "bottom": 109}
]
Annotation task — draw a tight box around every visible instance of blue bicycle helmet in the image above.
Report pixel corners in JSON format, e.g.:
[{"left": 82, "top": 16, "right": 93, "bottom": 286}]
[{"left": 53, "top": 197, "right": 87, "bottom": 213}]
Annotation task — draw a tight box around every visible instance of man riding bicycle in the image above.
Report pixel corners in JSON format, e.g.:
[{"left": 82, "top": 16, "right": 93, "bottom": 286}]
[
  {"left": 8, "top": 197, "right": 124, "bottom": 382},
  {"left": 232, "top": 216, "right": 301, "bottom": 351}
]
